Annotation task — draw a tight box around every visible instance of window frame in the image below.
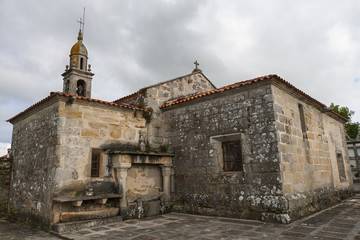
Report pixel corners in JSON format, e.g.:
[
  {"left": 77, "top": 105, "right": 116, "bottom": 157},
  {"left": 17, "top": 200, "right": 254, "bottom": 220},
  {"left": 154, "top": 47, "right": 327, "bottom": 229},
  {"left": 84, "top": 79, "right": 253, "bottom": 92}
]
[
  {"left": 210, "top": 133, "right": 244, "bottom": 173},
  {"left": 91, "top": 152, "right": 100, "bottom": 177},
  {"left": 222, "top": 140, "right": 243, "bottom": 172}
]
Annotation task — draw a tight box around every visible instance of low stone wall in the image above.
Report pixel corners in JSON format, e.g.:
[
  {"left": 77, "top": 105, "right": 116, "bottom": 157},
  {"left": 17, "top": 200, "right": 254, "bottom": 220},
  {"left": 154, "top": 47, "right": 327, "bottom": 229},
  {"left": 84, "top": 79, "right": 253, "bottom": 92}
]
[{"left": 0, "top": 157, "right": 12, "bottom": 217}]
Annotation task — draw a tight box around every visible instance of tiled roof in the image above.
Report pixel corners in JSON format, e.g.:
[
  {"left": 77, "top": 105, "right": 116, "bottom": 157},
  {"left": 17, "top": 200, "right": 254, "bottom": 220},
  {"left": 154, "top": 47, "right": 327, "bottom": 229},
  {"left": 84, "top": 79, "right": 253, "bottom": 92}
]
[
  {"left": 7, "top": 92, "right": 143, "bottom": 123},
  {"left": 113, "top": 91, "right": 139, "bottom": 104},
  {"left": 0, "top": 154, "right": 7, "bottom": 158},
  {"left": 160, "top": 74, "right": 348, "bottom": 122}
]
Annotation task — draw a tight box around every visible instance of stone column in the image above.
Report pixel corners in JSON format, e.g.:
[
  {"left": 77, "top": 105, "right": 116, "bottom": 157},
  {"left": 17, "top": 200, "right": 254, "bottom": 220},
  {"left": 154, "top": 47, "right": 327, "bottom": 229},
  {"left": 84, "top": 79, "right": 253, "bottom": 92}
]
[
  {"left": 170, "top": 168, "right": 175, "bottom": 194},
  {"left": 114, "top": 163, "right": 131, "bottom": 208},
  {"left": 161, "top": 164, "right": 172, "bottom": 197}
]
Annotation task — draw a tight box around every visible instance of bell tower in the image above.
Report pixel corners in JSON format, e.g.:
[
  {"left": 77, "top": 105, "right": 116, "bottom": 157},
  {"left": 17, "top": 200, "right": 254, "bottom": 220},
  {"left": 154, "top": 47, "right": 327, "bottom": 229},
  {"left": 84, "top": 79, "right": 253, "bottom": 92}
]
[{"left": 62, "top": 29, "right": 94, "bottom": 98}]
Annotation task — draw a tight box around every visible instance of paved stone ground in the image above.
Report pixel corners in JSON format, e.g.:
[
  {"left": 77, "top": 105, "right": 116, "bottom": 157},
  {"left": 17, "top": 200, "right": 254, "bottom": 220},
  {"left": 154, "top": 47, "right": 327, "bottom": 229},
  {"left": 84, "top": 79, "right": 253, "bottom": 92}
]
[
  {"left": 0, "top": 219, "right": 59, "bottom": 240},
  {"left": 1, "top": 194, "right": 360, "bottom": 240}
]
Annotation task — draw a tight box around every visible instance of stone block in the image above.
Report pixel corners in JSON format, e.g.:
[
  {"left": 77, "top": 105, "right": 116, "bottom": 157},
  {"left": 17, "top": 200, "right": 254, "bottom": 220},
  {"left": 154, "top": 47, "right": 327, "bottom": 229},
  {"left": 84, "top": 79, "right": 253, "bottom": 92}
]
[
  {"left": 60, "top": 208, "right": 119, "bottom": 223},
  {"left": 280, "top": 133, "right": 291, "bottom": 144},
  {"left": 71, "top": 200, "right": 83, "bottom": 207},
  {"left": 81, "top": 129, "right": 99, "bottom": 137},
  {"left": 95, "top": 198, "right": 107, "bottom": 204},
  {"left": 59, "top": 108, "right": 82, "bottom": 118},
  {"left": 144, "top": 200, "right": 161, "bottom": 217},
  {"left": 109, "top": 124, "right": 122, "bottom": 138}
]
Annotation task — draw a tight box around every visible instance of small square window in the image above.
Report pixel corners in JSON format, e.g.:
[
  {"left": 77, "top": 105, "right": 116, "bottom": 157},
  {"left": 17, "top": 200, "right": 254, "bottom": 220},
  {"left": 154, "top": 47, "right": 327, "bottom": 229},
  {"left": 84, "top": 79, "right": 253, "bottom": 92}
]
[
  {"left": 222, "top": 141, "right": 243, "bottom": 171},
  {"left": 91, "top": 153, "right": 100, "bottom": 177}
]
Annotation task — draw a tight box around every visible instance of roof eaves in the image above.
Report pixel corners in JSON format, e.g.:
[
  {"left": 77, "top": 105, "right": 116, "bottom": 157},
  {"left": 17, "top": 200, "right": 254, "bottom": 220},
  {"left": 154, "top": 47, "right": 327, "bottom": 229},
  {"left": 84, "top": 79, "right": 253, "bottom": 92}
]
[
  {"left": 329, "top": 110, "right": 349, "bottom": 122},
  {"left": 113, "top": 91, "right": 139, "bottom": 103},
  {"left": 53, "top": 92, "right": 143, "bottom": 111},
  {"left": 160, "top": 74, "right": 346, "bottom": 123},
  {"left": 7, "top": 92, "right": 144, "bottom": 123}
]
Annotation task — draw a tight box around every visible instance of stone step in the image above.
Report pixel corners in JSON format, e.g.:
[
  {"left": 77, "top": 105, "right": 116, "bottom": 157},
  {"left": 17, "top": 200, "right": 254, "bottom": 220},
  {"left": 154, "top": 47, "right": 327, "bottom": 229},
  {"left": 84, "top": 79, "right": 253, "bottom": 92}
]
[
  {"left": 51, "top": 215, "right": 123, "bottom": 233},
  {"left": 60, "top": 207, "right": 119, "bottom": 223}
]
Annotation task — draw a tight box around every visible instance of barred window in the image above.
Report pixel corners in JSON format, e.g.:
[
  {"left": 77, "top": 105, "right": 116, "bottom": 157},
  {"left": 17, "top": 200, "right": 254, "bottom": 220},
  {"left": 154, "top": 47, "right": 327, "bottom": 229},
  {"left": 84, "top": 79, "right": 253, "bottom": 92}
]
[
  {"left": 222, "top": 141, "right": 242, "bottom": 171},
  {"left": 91, "top": 153, "right": 100, "bottom": 177}
]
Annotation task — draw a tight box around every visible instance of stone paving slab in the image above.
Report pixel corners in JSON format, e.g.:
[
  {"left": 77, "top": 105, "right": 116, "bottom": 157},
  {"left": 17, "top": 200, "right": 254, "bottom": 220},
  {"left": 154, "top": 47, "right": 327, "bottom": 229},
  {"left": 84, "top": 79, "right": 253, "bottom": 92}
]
[
  {"left": 0, "top": 219, "right": 59, "bottom": 240},
  {"left": 1, "top": 194, "right": 360, "bottom": 239}
]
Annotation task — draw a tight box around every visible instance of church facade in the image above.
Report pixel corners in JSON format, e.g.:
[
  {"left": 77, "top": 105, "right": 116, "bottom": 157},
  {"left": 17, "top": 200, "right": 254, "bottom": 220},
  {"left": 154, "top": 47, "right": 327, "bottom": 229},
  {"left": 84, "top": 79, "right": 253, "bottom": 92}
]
[{"left": 7, "top": 30, "right": 353, "bottom": 229}]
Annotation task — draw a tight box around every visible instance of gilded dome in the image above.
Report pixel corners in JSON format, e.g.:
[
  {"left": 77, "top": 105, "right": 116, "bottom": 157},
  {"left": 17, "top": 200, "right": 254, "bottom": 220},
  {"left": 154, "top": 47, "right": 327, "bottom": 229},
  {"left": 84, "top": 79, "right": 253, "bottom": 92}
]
[{"left": 70, "top": 30, "right": 88, "bottom": 56}]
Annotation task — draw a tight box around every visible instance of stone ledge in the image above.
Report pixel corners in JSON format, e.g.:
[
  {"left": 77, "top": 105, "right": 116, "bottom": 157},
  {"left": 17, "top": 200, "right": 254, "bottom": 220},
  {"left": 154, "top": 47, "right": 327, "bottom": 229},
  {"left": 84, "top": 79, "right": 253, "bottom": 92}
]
[
  {"left": 51, "top": 215, "right": 123, "bottom": 233},
  {"left": 53, "top": 194, "right": 121, "bottom": 203},
  {"left": 109, "top": 150, "right": 174, "bottom": 157},
  {"left": 60, "top": 208, "right": 119, "bottom": 223}
]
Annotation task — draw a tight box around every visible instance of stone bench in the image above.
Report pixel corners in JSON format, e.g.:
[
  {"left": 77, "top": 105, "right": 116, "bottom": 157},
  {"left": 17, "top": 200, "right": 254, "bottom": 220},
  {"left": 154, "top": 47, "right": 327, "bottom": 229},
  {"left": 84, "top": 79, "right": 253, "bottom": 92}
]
[{"left": 53, "top": 194, "right": 121, "bottom": 207}]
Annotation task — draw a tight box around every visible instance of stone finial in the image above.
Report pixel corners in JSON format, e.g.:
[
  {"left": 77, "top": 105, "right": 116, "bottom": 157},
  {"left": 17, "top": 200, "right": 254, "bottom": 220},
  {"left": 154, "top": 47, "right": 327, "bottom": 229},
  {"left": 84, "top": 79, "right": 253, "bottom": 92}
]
[
  {"left": 65, "top": 65, "right": 69, "bottom": 71},
  {"left": 77, "top": 29, "right": 83, "bottom": 42},
  {"left": 192, "top": 60, "right": 202, "bottom": 73},
  {"left": 88, "top": 64, "right": 91, "bottom": 72}
]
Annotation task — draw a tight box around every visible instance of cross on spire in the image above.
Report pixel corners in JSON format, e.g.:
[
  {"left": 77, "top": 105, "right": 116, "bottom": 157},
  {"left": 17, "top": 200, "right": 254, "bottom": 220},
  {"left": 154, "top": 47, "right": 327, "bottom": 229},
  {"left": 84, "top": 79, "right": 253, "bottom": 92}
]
[
  {"left": 192, "top": 60, "right": 202, "bottom": 73},
  {"left": 194, "top": 60, "right": 199, "bottom": 70},
  {"left": 77, "top": 17, "right": 84, "bottom": 32},
  {"left": 77, "top": 8, "right": 86, "bottom": 34}
]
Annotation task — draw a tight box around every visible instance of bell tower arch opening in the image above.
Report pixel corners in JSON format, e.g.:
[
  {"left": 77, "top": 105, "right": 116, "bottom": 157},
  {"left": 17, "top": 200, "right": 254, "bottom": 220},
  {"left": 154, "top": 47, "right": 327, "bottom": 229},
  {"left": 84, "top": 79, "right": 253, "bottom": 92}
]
[{"left": 76, "top": 80, "right": 86, "bottom": 96}]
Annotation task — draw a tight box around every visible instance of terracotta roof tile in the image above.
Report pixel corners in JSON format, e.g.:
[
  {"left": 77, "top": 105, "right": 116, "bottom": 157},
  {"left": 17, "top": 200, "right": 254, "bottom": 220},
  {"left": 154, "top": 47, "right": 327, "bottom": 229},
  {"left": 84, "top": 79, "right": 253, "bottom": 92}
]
[
  {"left": 7, "top": 92, "right": 143, "bottom": 123},
  {"left": 113, "top": 91, "right": 139, "bottom": 104},
  {"left": 0, "top": 155, "right": 7, "bottom": 158},
  {"left": 160, "top": 74, "right": 348, "bottom": 122}
]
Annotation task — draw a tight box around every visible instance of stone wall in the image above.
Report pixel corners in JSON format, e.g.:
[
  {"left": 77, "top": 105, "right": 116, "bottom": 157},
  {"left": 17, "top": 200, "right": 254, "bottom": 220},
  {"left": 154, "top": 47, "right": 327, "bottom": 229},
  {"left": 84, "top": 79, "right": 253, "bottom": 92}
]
[
  {"left": 8, "top": 101, "right": 59, "bottom": 227},
  {"left": 127, "top": 164, "right": 162, "bottom": 200},
  {"left": 0, "top": 157, "right": 12, "bottom": 217},
  {"left": 143, "top": 72, "right": 215, "bottom": 147},
  {"left": 272, "top": 83, "right": 353, "bottom": 219},
  {"left": 55, "top": 97, "right": 146, "bottom": 196},
  {"left": 164, "top": 82, "right": 284, "bottom": 220}
]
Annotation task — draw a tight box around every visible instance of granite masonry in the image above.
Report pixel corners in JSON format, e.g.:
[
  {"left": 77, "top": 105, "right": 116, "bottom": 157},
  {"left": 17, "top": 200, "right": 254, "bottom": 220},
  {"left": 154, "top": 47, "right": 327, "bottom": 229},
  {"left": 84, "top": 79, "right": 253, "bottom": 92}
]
[
  {"left": 162, "top": 76, "right": 353, "bottom": 223},
  {"left": 0, "top": 154, "right": 11, "bottom": 218},
  {"left": 5, "top": 30, "right": 354, "bottom": 230}
]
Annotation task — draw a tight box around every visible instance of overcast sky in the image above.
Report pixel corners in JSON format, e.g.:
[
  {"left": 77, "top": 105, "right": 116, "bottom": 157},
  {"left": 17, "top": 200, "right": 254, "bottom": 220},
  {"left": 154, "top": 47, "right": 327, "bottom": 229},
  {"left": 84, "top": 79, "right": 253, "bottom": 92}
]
[{"left": 1, "top": 0, "right": 360, "bottom": 155}]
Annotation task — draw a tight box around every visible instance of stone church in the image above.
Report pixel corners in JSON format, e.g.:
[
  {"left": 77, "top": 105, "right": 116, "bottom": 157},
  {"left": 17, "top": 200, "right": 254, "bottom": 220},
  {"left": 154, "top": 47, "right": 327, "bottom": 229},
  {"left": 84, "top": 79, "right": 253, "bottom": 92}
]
[{"left": 6, "top": 30, "right": 353, "bottom": 230}]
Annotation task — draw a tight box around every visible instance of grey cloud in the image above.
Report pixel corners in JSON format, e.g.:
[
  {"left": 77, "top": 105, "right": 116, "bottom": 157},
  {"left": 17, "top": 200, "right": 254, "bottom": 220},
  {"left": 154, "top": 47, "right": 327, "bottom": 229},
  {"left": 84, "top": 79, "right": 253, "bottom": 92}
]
[{"left": 1, "top": 0, "right": 360, "bottom": 155}]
